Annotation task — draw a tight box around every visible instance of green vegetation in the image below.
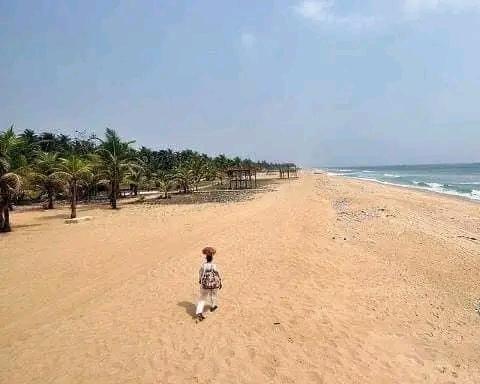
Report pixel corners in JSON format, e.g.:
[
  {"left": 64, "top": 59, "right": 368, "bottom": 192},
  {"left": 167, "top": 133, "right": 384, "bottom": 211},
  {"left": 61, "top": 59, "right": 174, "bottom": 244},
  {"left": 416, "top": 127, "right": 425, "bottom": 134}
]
[
  {"left": 52, "top": 155, "right": 93, "bottom": 219},
  {"left": 0, "top": 126, "right": 23, "bottom": 232},
  {"left": 0, "top": 125, "right": 296, "bottom": 231}
]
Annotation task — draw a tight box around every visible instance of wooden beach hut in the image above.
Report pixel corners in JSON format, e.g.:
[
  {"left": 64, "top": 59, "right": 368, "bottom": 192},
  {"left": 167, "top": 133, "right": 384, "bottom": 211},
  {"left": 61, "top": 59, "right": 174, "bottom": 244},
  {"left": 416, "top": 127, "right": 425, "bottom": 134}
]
[
  {"left": 226, "top": 168, "right": 257, "bottom": 189},
  {"left": 279, "top": 166, "right": 298, "bottom": 179}
]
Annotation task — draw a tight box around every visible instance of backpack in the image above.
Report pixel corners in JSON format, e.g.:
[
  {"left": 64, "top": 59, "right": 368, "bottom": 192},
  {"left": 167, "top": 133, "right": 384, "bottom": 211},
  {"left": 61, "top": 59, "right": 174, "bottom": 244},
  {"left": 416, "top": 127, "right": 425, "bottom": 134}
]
[{"left": 201, "top": 264, "right": 221, "bottom": 289}]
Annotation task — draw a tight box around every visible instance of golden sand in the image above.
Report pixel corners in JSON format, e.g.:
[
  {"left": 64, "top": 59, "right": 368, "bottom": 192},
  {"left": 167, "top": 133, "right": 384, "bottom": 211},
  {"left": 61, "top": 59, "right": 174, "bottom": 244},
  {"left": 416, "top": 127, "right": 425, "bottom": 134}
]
[{"left": 1, "top": 173, "right": 479, "bottom": 383}]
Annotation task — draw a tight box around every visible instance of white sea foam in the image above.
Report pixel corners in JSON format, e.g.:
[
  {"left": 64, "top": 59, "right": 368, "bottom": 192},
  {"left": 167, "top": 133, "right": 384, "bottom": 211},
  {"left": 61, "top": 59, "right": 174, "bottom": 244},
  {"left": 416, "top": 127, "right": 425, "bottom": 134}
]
[
  {"left": 424, "top": 182, "right": 445, "bottom": 193},
  {"left": 325, "top": 164, "right": 480, "bottom": 201},
  {"left": 348, "top": 177, "right": 480, "bottom": 201}
]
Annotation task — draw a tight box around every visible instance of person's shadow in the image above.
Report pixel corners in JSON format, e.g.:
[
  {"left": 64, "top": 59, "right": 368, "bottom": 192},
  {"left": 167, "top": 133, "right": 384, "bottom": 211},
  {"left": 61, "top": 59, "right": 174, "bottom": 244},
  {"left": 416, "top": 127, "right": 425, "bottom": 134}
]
[{"left": 177, "top": 301, "right": 196, "bottom": 318}]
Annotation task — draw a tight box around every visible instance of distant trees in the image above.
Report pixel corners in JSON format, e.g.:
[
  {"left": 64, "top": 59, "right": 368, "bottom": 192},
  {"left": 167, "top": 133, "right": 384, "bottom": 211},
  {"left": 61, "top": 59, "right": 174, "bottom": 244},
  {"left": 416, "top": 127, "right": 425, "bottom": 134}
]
[
  {"left": 189, "top": 155, "right": 208, "bottom": 192},
  {"left": 0, "top": 124, "right": 296, "bottom": 231},
  {"left": 30, "top": 152, "right": 63, "bottom": 209},
  {"left": 174, "top": 163, "right": 194, "bottom": 194},
  {"left": 155, "top": 171, "right": 173, "bottom": 199}
]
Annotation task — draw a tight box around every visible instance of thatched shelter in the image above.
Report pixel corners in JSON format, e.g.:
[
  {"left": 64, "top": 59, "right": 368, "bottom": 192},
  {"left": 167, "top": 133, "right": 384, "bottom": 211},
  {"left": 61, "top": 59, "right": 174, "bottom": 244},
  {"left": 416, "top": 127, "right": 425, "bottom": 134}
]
[
  {"left": 226, "top": 168, "right": 257, "bottom": 189},
  {"left": 279, "top": 167, "right": 298, "bottom": 179}
]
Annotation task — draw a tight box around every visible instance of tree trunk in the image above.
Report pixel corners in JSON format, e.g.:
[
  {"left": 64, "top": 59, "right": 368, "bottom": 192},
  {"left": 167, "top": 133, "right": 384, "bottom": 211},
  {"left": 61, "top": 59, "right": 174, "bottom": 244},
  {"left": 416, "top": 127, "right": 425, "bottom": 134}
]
[
  {"left": 71, "top": 180, "right": 77, "bottom": 219},
  {"left": 110, "top": 181, "right": 117, "bottom": 209},
  {"left": 0, "top": 189, "right": 12, "bottom": 232},
  {"left": 109, "top": 182, "right": 114, "bottom": 207},
  {"left": 0, "top": 203, "right": 5, "bottom": 232},
  {"left": 47, "top": 190, "right": 54, "bottom": 209},
  {"left": 130, "top": 184, "right": 138, "bottom": 196},
  {"left": 3, "top": 204, "right": 11, "bottom": 232}
]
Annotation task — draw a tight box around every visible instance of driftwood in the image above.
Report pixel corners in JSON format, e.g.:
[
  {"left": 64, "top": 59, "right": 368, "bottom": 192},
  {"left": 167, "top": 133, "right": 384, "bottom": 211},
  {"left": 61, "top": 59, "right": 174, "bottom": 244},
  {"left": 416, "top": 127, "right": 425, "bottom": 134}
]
[{"left": 65, "top": 216, "right": 93, "bottom": 224}]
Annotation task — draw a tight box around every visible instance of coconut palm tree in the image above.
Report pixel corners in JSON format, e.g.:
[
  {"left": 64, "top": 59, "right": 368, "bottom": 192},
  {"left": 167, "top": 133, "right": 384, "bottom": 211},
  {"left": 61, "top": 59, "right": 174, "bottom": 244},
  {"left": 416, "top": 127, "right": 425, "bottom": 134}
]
[
  {"left": 94, "top": 128, "right": 138, "bottom": 209},
  {"left": 19, "top": 129, "right": 39, "bottom": 162},
  {"left": 30, "top": 151, "right": 63, "bottom": 209},
  {"left": 154, "top": 170, "right": 173, "bottom": 199},
  {"left": 0, "top": 173, "right": 21, "bottom": 232},
  {"left": 52, "top": 155, "right": 92, "bottom": 219},
  {"left": 174, "top": 164, "right": 193, "bottom": 194},
  {"left": 0, "top": 125, "right": 23, "bottom": 232},
  {"left": 213, "top": 154, "right": 230, "bottom": 186},
  {"left": 83, "top": 169, "right": 103, "bottom": 202},
  {"left": 125, "top": 168, "right": 145, "bottom": 196},
  {"left": 189, "top": 156, "right": 207, "bottom": 192},
  {"left": 204, "top": 163, "right": 219, "bottom": 187}
]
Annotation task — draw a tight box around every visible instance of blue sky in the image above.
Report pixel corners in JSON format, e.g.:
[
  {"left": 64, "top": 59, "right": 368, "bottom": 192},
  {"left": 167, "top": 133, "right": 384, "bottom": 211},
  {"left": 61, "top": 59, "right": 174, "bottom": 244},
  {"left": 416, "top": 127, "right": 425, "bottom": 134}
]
[{"left": 1, "top": 0, "right": 479, "bottom": 166}]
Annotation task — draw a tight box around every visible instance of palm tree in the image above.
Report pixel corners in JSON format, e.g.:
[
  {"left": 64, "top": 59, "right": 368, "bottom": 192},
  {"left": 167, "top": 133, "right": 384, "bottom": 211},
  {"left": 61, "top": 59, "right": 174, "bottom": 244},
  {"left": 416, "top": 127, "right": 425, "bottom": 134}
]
[
  {"left": 213, "top": 154, "right": 230, "bottom": 186},
  {"left": 233, "top": 156, "right": 242, "bottom": 167},
  {"left": 83, "top": 169, "right": 103, "bottom": 202},
  {"left": 0, "top": 174, "right": 21, "bottom": 232},
  {"left": 30, "top": 151, "right": 63, "bottom": 209},
  {"left": 174, "top": 164, "right": 193, "bottom": 194},
  {"left": 38, "top": 132, "right": 57, "bottom": 153},
  {"left": 52, "top": 155, "right": 92, "bottom": 219},
  {"left": 20, "top": 129, "right": 38, "bottom": 145},
  {"left": 204, "top": 163, "right": 219, "bottom": 187},
  {"left": 94, "top": 128, "right": 137, "bottom": 209},
  {"left": 154, "top": 171, "right": 173, "bottom": 199},
  {"left": 20, "top": 129, "right": 39, "bottom": 161},
  {"left": 125, "top": 168, "right": 145, "bottom": 196},
  {"left": 0, "top": 125, "right": 23, "bottom": 232},
  {"left": 190, "top": 156, "right": 207, "bottom": 192}
]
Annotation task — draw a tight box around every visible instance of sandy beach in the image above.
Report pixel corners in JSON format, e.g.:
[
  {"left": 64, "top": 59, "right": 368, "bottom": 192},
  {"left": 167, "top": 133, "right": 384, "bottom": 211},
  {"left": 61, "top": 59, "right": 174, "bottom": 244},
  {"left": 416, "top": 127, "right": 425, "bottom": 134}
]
[{"left": 1, "top": 172, "right": 479, "bottom": 383}]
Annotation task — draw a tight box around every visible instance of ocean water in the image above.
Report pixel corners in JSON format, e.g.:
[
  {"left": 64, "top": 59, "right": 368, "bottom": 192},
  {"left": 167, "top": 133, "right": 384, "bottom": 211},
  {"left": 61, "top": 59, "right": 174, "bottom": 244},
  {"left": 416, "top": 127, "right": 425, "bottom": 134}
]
[{"left": 323, "top": 163, "right": 480, "bottom": 201}]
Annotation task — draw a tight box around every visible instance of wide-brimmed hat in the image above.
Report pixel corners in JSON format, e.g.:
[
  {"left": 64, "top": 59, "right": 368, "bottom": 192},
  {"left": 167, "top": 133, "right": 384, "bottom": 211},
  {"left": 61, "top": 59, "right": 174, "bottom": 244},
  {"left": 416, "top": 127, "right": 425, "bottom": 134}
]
[{"left": 202, "top": 246, "right": 216, "bottom": 256}]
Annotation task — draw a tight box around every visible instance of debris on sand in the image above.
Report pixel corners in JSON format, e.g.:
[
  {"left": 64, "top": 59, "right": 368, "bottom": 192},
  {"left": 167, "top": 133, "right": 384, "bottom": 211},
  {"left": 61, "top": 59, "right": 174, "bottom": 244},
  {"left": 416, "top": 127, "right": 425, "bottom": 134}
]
[
  {"left": 64, "top": 216, "right": 93, "bottom": 224},
  {"left": 457, "top": 235, "right": 477, "bottom": 241}
]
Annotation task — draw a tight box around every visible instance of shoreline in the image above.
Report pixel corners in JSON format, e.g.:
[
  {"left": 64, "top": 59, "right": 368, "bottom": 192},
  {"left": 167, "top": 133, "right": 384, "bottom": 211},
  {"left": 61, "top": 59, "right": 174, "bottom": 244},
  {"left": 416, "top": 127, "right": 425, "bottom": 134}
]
[{"left": 324, "top": 172, "right": 480, "bottom": 205}]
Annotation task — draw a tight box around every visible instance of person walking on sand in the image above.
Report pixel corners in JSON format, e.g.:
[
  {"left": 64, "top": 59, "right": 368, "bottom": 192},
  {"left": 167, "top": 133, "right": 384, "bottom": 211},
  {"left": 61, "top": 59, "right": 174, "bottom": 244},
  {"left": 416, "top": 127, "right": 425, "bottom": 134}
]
[{"left": 196, "top": 247, "right": 222, "bottom": 321}]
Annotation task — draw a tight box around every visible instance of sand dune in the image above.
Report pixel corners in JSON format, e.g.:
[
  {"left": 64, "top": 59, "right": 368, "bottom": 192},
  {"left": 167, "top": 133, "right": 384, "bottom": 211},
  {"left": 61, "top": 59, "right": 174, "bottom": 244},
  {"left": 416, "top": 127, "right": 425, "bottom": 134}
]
[{"left": 1, "top": 173, "right": 479, "bottom": 383}]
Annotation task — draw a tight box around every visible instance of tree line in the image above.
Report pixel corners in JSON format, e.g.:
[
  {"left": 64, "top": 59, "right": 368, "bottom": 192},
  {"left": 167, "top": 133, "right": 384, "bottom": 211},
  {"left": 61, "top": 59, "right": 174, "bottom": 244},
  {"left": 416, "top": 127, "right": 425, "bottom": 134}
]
[{"left": 0, "top": 125, "right": 296, "bottom": 232}]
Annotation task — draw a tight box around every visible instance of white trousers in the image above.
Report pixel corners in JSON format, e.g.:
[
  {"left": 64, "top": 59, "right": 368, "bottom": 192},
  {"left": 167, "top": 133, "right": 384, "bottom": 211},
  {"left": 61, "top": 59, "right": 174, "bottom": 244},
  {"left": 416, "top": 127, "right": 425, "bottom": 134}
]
[{"left": 196, "top": 288, "right": 219, "bottom": 314}]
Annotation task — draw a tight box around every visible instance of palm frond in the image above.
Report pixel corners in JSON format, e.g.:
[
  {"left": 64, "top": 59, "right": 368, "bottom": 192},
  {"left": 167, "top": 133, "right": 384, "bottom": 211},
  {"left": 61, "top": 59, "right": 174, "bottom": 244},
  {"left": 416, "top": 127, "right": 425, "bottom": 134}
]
[{"left": 0, "top": 172, "right": 21, "bottom": 193}]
